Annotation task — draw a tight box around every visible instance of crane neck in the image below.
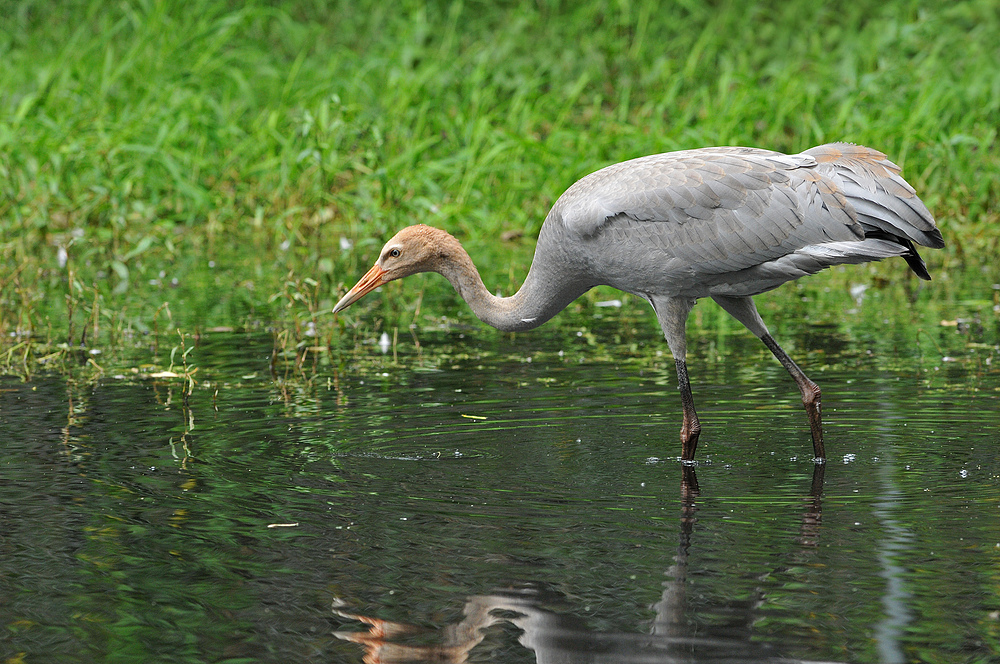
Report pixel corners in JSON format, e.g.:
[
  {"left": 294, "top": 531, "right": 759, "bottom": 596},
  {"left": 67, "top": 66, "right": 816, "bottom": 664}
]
[{"left": 434, "top": 226, "right": 592, "bottom": 333}]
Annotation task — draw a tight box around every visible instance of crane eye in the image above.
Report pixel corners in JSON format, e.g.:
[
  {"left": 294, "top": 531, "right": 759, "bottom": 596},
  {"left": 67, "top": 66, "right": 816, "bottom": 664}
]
[{"left": 389, "top": 248, "right": 400, "bottom": 258}]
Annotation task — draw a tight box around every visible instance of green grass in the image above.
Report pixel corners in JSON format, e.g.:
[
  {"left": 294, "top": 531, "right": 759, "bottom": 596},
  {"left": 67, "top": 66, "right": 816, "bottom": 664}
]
[{"left": 1, "top": 0, "right": 998, "bottom": 374}]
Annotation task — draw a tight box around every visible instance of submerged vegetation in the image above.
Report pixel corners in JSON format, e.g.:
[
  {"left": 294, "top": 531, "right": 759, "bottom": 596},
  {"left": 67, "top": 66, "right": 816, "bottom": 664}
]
[{"left": 1, "top": 0, "right": 999, "bottom": 375}]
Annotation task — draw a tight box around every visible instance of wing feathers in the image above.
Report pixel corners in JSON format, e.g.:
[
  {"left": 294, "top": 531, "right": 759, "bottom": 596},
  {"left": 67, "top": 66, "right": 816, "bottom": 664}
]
[{"left": 554, "top": 142, "right": 941, "bottom": 285}]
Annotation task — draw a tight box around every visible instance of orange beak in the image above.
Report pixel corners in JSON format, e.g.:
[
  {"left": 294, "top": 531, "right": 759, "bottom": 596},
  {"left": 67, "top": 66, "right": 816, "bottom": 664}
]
[{"left": 332, "top": 263, "right": 387, "bottom": 315}]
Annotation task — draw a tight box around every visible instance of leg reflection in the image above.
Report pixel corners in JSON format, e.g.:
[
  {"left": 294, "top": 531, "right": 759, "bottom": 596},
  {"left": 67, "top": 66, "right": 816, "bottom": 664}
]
[{"left": 333, "top": 465, "right": 837, "bottom": 664}]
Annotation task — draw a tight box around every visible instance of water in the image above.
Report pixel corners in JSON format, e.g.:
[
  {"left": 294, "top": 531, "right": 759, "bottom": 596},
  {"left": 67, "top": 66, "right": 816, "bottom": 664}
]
[{"left": 1, "top": 314, "right": 999, "bottom": 663}]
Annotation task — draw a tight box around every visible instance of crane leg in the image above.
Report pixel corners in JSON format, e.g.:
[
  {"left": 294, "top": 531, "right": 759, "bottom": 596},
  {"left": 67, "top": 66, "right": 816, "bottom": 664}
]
[
  {"left": 711, "top": 295, "right": 826, "bottom": 461},
  {"left": 649, "top": 296, "right": 700, "bottom": 461},
  {"left": 674, "top": 358, "right": 701, "bottom": 461},
  {"left": 760, "top": 334, "right": 825, "bottom": 461}
]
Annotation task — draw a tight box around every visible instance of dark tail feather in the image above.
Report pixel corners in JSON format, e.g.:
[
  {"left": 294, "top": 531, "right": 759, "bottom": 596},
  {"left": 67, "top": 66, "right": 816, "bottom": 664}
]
[
  {"left": 902, "top": 242, "right": 932, "bottom": 280},
  {"left": 865, "top": 229, "right": 932, "bottom": 280}
]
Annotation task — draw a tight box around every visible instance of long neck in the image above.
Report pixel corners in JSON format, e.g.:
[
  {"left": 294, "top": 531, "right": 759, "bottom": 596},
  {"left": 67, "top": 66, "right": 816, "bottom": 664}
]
[{"left": 436, "top": 227, "right": 592, "bottom": 333}]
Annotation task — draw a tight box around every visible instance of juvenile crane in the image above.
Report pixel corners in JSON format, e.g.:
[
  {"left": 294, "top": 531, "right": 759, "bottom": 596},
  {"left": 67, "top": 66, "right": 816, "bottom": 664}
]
[{"left": 333, "top": 143, "right": 943, "bottom": 462}]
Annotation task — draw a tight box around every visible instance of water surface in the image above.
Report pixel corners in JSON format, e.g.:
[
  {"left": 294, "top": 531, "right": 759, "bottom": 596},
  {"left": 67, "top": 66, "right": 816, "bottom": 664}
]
[{"left": 2, "top": 304, "right": 998, "bottom": 663}]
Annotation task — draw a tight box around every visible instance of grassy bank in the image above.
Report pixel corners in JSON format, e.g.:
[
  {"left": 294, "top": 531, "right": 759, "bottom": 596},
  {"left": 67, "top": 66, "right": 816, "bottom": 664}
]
[{"left": 2, "top": 0, "right": 998, "bottom": 374}]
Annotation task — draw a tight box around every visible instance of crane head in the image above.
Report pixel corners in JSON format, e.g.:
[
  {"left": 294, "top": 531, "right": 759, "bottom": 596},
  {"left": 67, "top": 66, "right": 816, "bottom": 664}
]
[{"left": 332, "top": 225, "right": 448, "bottom": 315}]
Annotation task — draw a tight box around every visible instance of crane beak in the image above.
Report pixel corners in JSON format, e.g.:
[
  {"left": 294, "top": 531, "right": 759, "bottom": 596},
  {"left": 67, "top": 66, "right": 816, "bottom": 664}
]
[{"left": 333, "top": 263, "right": 386, "bottom": 315}]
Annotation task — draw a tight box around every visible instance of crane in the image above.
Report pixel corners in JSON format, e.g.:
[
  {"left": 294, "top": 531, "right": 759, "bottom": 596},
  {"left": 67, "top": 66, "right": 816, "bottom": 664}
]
[{"left": 333, "top": 143, "right": 943, "bottom": 462}]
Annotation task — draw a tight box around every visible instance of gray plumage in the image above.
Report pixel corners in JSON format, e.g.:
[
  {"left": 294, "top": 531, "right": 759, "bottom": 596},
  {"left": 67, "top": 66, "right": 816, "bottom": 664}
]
[
  {"left": 334, "top": 142, "right": 943, "bottom": 461},
  {"left": 554, "top": 143, "right": 939, "bottom": 297}
]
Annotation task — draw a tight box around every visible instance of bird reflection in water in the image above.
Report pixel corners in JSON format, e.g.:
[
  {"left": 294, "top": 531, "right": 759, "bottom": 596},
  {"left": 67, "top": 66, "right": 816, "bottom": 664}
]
[{"left": 334, "top": 466, "right": 838, "bottom": 664}]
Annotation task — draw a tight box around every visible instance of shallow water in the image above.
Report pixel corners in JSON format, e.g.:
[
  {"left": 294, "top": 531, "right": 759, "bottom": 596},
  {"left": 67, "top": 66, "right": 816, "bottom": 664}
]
[{"left": 2, "top": 311, "right": 999, "bottom": 663}]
